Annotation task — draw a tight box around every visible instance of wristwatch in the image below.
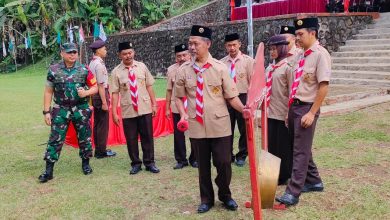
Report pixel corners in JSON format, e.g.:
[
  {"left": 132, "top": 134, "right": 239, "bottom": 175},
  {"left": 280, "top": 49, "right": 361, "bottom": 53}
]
[{"left": 42, "top": 109, "right": 51, "bottom": 115}]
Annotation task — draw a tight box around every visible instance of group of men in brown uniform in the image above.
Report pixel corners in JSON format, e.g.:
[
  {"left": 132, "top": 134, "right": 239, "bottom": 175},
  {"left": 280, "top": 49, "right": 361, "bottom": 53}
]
[{"left": 40, "top": 16, "right": 331, "bottom": 213}]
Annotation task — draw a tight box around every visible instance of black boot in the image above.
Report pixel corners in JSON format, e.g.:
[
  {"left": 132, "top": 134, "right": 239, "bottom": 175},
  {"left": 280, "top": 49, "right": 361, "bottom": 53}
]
[
  {"left": 38, "top": 161, "right": 54, "bottom": 183},
  {"left": 82, "top": 158, "right": 93, "bottom": 175}
]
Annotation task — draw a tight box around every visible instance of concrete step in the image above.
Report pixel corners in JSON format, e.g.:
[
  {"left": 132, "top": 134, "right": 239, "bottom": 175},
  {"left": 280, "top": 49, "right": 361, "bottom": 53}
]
[
  {"left": 332, "top": 50, "right": 390, "bottom": 57},
  {"left": 353, "top": 33, "right": 390, "bottom": 40},
  {"left": 346, "top": 39, "right": 390, "bottom": 46},
  {"left": 332, "top": 63, "right": 390, "bottom": 72},
  {"left": 331, "top": 77, "right": 390, "bottom": 87},
  {"left": 332, "top": 57, "right": 390, "bottom": 64},
  {"left": 338, "top": 45, "right": 390, "bottom": 52},
  {"left": 323, "top": 89, "right": 388, "bottom": 105},
  {"left": 321, "top": 95, "right": 390, "bottom": 117},
  {"left": 369, "top": 22, "right": 390, "bottom": 29},
  {"left": 360, "top": 28, "right": 390, "bottom": 34},
  {"left": 331, "top": 70, "right": 390, "bottom": 80}
]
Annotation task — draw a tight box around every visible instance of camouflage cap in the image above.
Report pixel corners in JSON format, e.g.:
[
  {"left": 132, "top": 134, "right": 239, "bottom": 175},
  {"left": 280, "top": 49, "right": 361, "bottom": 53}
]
[{"left": 61, "top": 43, "right": 78, "bottom": 52}]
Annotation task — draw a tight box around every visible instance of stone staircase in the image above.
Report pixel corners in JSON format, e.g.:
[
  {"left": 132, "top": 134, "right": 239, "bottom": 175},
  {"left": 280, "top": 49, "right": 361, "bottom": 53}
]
[{"left": 322, "top": 12, "right": 390, "bottom": 116}]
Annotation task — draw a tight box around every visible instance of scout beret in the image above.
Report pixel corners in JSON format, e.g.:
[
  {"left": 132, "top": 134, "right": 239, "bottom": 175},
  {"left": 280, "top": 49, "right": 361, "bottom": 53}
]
[
  {"left": 61, "top": 43, "right": 78, "bottom": 52},
  {"left": 294, "top": 17, "right": 319, "bottom": 30},
  {"left": 174, "top": 44, "right": 188, "bottom": 53},
  {"left": 190, "top": 25, "right": 212, "bottom": 40},
  {"left": 280, "top": 25, "right": 296, "bottom": 35},
  {"left": 224, "top": 33, "right": 240, "bottom": 42},
  {"left": 267, "top": 35, "right": 289, "bottom": 46},
  {"left": 89, "top": 40, "right": 106, "bottom": 50},
  {"left": 118, "top": 42, "right": 134, "bottom": 52}
]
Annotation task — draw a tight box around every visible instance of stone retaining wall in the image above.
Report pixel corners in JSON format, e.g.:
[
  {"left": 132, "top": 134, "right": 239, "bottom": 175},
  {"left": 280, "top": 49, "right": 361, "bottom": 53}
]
[{"left": 85, "top": 13, "right": 374, "bottom": 75}]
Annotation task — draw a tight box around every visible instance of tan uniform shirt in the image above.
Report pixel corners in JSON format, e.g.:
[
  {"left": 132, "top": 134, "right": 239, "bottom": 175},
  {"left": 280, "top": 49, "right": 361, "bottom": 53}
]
[
  {"left": 110, "top": 61, "right": 155, "bottom": 118},
  {"left": 166, "top": 63, "right": 180, "bottom": 114},
  {"left": 295, "top": 42, "right": 332, "bottom": 103},
  {"left": 266, "top": 59, "right": 294, "bottom": 121},
  {"left": 220, "top": 52, "right": 254, "bottom": 94},
  {"left": 287, "top": 45, "right": 303, "bottom": 69},
  {"left": 175, "top": 54, "right": 239, "bottom": 139},
  {"left": 89, "top": 56, "right": 108, "bottom": 88}
]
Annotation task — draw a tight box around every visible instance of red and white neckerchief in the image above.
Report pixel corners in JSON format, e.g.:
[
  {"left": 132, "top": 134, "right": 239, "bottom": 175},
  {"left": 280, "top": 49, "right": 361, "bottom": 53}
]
[
  {"left": 193, "top": 62, "right": 212, "bottom": 125},
  {"left": 182, "top": 97, "right": 188, "bottom": 111},
  {"left": 127, "top": 67, "right": 139, "bottom": 112},
  {"left": 229, "top": 57, "right": 239, "bottom": 83},
  {"left": 288, "top": 49, "right": 313, "bottom": 107},
  {"left": 265, "top": 60, "right": 286, "bottom": 107}
]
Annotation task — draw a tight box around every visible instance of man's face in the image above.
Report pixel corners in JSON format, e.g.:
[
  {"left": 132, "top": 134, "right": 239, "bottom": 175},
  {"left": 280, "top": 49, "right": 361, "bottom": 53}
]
[
  {"left": 295, "top": 28, "right": 316, "bottom": 49},
  {"left": 188, "top": 36, "right": 210, "bottom": 59},
  {"left": 283, "top": 34, "right": 296, "bottom": 50},
  {"left": 119, "top": 49, "right": 135, "bottom": 65},
  {"left": 269, "top": 45, "right": 278, "bottom": 60},
  {"left": 175, "top": 50, "right": 191, "bottom": 65},
  {"left": 96, "top": 46, "right": 107, "bottom": 58},
  {"left": 225, "top": 40, "right": 241, "bottom": 57},
  {"left": 61, "top": 50, "right": 78, "bottom": 64}
]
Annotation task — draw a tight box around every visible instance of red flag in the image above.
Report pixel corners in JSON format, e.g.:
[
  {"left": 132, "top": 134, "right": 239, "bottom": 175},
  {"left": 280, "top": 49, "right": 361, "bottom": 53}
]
[{"left": 344, "top": 0, "right": 350, "bottom": 12}]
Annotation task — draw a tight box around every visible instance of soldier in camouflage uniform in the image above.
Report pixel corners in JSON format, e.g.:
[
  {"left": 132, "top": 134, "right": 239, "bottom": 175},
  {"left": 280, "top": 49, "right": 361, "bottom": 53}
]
[{"left": 39, "top": 43, "right": 98, "bottom": 183}]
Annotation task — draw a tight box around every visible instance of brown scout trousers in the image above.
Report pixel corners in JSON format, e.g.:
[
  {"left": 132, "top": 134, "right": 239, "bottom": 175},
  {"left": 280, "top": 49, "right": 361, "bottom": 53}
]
[
  {"left": 190, "top": 136, "right": 233, "bottom": 204},
  {"left": 122, "top": 113, "right": 155, "bottom": 167},
  {"left": 286, "top": 103, "right": 322, "bottom": 197},
  {"left": 92, "top": 88, "right": 110, "bottom": 155}
]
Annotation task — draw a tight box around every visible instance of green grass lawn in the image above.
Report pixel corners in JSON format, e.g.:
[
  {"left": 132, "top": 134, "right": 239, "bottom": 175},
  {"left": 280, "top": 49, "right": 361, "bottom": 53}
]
[{"left": 0, "top": 62, "right": 389, "bottom": 219}]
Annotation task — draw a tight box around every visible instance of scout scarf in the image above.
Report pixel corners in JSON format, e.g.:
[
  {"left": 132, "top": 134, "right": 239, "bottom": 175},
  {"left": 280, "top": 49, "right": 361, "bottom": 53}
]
[
  {"left": 288, "top": 49, "right": 313, "bottom": 107},
  {"left": 193, "top": 63, "right": 212, "bottom": 125}
]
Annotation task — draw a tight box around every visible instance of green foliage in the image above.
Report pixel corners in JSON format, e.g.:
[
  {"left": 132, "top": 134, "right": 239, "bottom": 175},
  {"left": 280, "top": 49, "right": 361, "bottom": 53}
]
[{"left": 140, "top": 0, "right": 171, "bottom": 25}]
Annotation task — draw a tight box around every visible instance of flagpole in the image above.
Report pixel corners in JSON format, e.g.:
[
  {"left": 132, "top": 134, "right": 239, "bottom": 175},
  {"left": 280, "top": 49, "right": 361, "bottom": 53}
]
[{"left": 247, "top": 0, "right": 254, "bottom": 58}]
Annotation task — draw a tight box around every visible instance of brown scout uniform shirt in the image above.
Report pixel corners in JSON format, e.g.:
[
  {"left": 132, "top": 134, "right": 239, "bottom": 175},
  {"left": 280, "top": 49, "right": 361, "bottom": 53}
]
[
  {"left": 295, "top": 41, "right": 332, "bottom": 103},
  {"left": 175, "top": 54, "right": 239, "bottom": 139},
  {"left": 266, "top": 58, "right": 294, "bottom": 121},
  {"left": 287, "top": 45, "right": 303, "bottom": 69},
  {"left": 166, "top": 63, "right": 180, "bottom": 114},
  {"left": 220, "top": 52, "right": 254, "bottom": 94},
  {"left": 110, "top": 61, "right": 155, "bottom": 118},
  {"left": 89, "top": 56, "right": 109, "bottom": 88}
]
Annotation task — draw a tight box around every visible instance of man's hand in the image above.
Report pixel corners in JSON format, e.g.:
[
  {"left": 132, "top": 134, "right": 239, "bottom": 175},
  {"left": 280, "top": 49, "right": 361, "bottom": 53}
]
[
  {"left": 285, "top": 114, "right": 289, "bottom": 128},
  {"left": 181, "top": 113, "right": 189, "bottom": 121},
  {"left": 102, "top": 103, "right": 109, "bottom": 111},
  {"left": 301, "top": 111, "right": 315, "bottom": 128},
  {"left": 165, "top": 109, "right": 171, "bottom": 120},
  {"left": 77, "top": 87, "right": 88, "bottom": 98},
  {"left": 113, "top": 114, "right": 120, "bottom": 126},
  {"left": 44, "top": 113, "right": 51, "bottom": 126},
  {"left": 242, "top": 108, "right": 252, "bottom": 119},
  {"left": 152, "top": 106, "right": 157, "bottom": 117}
]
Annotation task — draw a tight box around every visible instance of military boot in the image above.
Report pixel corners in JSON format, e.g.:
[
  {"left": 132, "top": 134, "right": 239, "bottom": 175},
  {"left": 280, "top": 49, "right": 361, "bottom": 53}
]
[
  {"left": 38, "top": 161, "right": 54, "bottom": 183},
  {"left": 82, "top": 158, "right": 93, "bottom": 175}
]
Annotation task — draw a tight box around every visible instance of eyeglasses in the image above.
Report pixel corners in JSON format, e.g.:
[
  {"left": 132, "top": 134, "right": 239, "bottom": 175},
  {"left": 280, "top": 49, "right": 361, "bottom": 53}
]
[{"left": 66, "top": 51, "right": 78, "bottom": 54}]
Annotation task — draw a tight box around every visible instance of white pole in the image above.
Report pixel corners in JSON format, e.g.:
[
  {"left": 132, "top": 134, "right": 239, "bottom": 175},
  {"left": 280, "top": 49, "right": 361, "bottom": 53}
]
[{"left": 247, "top": 0, "right": 254, "bottom": 58}]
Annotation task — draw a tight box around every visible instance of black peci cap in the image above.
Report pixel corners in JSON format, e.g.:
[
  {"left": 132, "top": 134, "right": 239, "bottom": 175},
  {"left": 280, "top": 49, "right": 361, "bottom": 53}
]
[
  {"left": 224, "top": 33, "right": 240, "bottom": 42},
  {"left": 294, "top": 17, "right": 319, "bottom": 30},
  {"left": 174, "top": 43, "right": 188, "bottom": 53},
  {"left": 118, "top": 42, "right": 134, "bottom": 52},
  {"left": 280, "top": 26, "right": 296, "bottom": 35},
  {"left": 190, "top": 25, "right": 212, "bottom": 40}
]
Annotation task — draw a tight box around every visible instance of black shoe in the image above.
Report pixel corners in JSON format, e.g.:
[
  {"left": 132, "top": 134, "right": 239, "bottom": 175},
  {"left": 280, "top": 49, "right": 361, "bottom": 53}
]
[
  {"left": 145, "top": 165, "right": 160, "bottom": 173},
  {"left": 231, "top": 155, "right": 236, "bottom": 163},
  {"left": 173, "top": 162, "right": 188, "bottom": 169},
  {"left": 95, "top": 149, "right": 117, "bottom": 159},
  {"left": 190, "top": 161, "right": 198, "bottom": 168},
  {"left": 82, "top": 159, "right": 93, "bottom": 175},
  {"left": 38, "top": 161, "right": 54, "bottom": 183},
  {"left": 235, "top": 159, "right": 245, "bottom": 167},
  {"left": 302, "top": 182, "right": 324, "bottom": 193},
  {"left": 197, "top": 203, "right": 214, "bottom": 213},
  {"left": 222, "top": 199, "right": 238, "bottom": 211},
  {"left": 276, "top": 192, "right": 299, "bottom": 206},
  {"left": 130, "top": 166, "right": 142, "bottom": 175}
]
